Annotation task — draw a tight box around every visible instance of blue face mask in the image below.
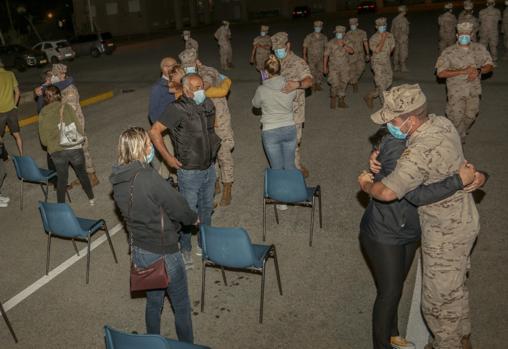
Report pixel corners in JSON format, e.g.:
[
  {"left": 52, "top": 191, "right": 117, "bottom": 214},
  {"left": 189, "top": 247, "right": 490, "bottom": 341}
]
[
  {"left": 387, "top": 118, "right": 411, "bottom": 140},
  {"left": 145, "top": 144, "right": 155, "bottom": 163},
  {"left": 335, "top": 33, "right": 343, "bottom": 40},
  {"left": 314, "top": 27, "right": 322, "bottom": 33},
  {"left": 378, "top": 25, "right": 387, "bottom": 33},
  {"left": 193, "top": 89, "right": 206, "bottom": 105},
  {"left": 274, "top": 48, "right": 287, "bottom": 59},
  {"left": 260, "top": 32, "right": 267, "bottom": 36},
  {"left": 458, "top": 34, "right": 471, "bottom": 45},
  {"left": 184, "top": 66, "right": 197, "bottom": 74}
]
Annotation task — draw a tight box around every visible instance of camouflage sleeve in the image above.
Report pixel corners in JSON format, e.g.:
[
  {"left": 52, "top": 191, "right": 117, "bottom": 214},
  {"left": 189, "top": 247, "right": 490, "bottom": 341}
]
[
  {"left": 303, "top": 35, "right": 310, "bottom": 48},
  {"left": 369, "top": 34, "right": 378, "bottom": 49},
  {"left": 253, "top": 37, "right": 259, "bottom": 46},
  {"left": 435, "top": 51, "right": 450, "bottom": 73},
  {"left": 297, "top": 59, "right": 312, "bottom": 80},
  {"left": 65, "top": 89, "right": 80, "bottom": 111},
  {"left": 324, "top": 41, "right": 331, "bottom": 56},
  {"left": 479, "top": 45, "right": 494, "bottom": 67},
  {"left": 362, "top": 30, "right": 368, "bottom": 42},
  {"left": 387, "top": 35, "right": 395, "bottom": 51}
]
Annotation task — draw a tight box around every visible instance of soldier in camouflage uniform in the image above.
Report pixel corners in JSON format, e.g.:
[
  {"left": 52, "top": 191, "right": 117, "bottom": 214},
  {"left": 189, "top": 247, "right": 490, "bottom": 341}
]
[
  {"left": 438, "top": 3, "right": 458, "bottom": 53},
  {"left": 179, "top": 49, "right": 235, "bottom": 206},
  {"left": 364, "top": 18, "right": 395, "bottom": 109},
  {"left": 250, "top": 25, "right": 272, "bottom": 72},
  {"left": 182, "top": 30, "right": 199, "bottom": 54},
  {"left": 271, "top": 32, "right": 314, "bottom": 178},
  {"left": 345, "top": 18, "right": 369, "bottom": 93},
  {"left": 50, "top": 64, "right": 99, "bottom": 187},
  {"left": 324, "top": 26, "right": 354, "bottom": 109},
  {"left": 303, "top": 20, "right": 328, "bottom": 91},
  {"left": 458, "top": 1, "right": 479, "bottom": 41},
  {"left": 214, "top": 20, "right": 233, "bottom": 70},
  {"left": 504, "top": 1, "right": 508, "bottom": 59},
  {"left": 479, "top": 0, "right": 502, "bottom": 61},
  {"left": 391, "top": 5, "right": 410, "bottom": 72},
  {"left": 436, "top": 22, "right": 494, "bottom": 143},
  {"left": 359, "top": 83, "right": 486, "bottom": 349}
]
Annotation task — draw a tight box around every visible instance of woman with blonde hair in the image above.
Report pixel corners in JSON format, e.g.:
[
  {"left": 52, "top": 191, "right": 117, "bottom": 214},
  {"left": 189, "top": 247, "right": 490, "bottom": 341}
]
[{"left": 110, "top": 127, "right": 198, "bottom": 342}]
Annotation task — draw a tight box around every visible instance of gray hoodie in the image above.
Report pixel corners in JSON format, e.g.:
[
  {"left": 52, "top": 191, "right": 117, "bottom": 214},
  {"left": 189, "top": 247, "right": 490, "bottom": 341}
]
[{"left": 252, "top": 75, "right": 297, "bottom": 131}]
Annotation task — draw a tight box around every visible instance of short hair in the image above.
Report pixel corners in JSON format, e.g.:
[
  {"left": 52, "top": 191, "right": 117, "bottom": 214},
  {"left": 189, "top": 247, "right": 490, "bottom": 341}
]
[
  {"left": 169, "top": 64, "right": 185, "bottom": 81},
  {"left": 116, "top": 127, "right": 150, "bottom": 165},
  {"left": 43, "top": 85, "right": 62, "bottom": 105},
  {"left": 264, "top": 54, "right": 281, "bottom": 76},
  {"left": 160, "top": 57, "right": 175, "bottom": 70},
  {"left": 182, "top": 73, "right": 202, "bottom": 90}
]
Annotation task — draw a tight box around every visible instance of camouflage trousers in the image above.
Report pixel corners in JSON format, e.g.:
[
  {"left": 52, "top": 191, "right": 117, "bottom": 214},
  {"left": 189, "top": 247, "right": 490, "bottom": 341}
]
[
  {"left": 74, "top": 113, "right": 95, "bottom": 174},
  {"left": 421, "top": 225, "right": 479, "bottom": 349},
  {"left": 308, "top": 55, "right": 324, "bottom": 85},
  {"left": 294, "top": 123, "right": 304, "bottom": 170},
  {"left": 328, "top": 68, "right": 350, "bottom": 97},
  {"left": 215, "top": 120, "right": 235, "bottom": 184},
  {"left": 446, "top": 94, "right": 480, "bottom": 143},
  {"left": 439, "top": 36, "right": 456, "bottom": 54},
  {"left": 371, "top": 61, "right": 393, "bottom": 99},
  {"left": 255, "top": 50, "right": 270, "bottom": 71},
  {"left": 349, "top": 59, "right": 365, "bottom": 85},
  {"left": 479, "top": 33, "right": 499, "bottom": 61},
  {"left": 393, "top": 39, "right": 408, "bottom": 68},
  {"left": 219, "top": 43, "right": 233, "bottom": 69}
]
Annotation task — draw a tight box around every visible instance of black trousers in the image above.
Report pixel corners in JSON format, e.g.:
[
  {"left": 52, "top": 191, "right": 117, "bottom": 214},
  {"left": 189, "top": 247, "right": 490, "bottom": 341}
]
[
  {"left": 51, "top": 149, "right": 94, "bottom": 203},
  {"left": 360, "top": 234, "right": 418, "bottom": 349}
]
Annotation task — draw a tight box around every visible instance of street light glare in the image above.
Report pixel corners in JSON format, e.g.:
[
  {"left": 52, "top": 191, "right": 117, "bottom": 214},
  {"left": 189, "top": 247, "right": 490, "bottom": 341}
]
[{"left": 47, "top": 12, "right": 54, "bottom": 19}]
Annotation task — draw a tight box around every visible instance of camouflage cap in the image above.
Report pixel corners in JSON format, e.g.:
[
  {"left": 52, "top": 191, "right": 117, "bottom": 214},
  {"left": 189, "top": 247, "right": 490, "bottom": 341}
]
[
  {"left": 349, "top": 17, "right": 359, "bottom": 25},
  {"left": 457, "top": 21, "right": 474, "bottom": 33},
  {"left": 313, "top": 20, "right": 324, "bottom": 27},
  {"left": 271, "top": 32, "right": 289, "bottom": 49},
  {"left": 486, "top": 0, "right": 495, "bottom": 4},
  {"left": 178, "top": 48, "right": 198, "bottom": 68},
  {"left": 398, "top": 5, "right": 408, "bottom": 12},
  {"left": 464, "top": 0, "right": 474, "bottom": 10},
  {"left": 444, "top": 2, "right": 453, "bottom": 9},
  {"left": 371, "top": 84, "right": 427, "bottom": 124},
  {"left": 261, "top": 25, "right": 269, "bottom": 32},
  {"left": 51, "top": 63, "right": 67, "bottom": 75},
  {"left": 182, "top": 30, "right": 190, "bottom": 36},
  {"left": 334, "top": 25, "right": 346, "bottom": 33},
  {"left": 375, "top": 17, "right": 387, "bottom": 27}
]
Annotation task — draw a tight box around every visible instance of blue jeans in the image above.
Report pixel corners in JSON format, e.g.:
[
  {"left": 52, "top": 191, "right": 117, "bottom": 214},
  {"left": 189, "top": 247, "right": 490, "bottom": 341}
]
[
  {"left": 132, "top": 246, "right": 193, "bottom": 343},
  {"left": 262, "top": 125, "right": 297, "bottom": 170},
  {"left": 177, "top": 163, "right": 215, "bottom": 252}
]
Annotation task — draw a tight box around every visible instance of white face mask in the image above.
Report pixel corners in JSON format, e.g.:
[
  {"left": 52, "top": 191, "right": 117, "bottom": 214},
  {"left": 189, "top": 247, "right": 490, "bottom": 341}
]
[
  {"left": 50, "top": 75, "right": 60, "bottom": 84},
  {"left": 260, "top": 32, "right": 266, "bottom": 36},
  {"left": 184, "top": 66, "right": 197, "bottom": 74},
  {"left": 350, "top": 25, "right": 357, "bottom": 31},
  {"left": 184, "top": 35, "right": 190, "bottom": 40}
]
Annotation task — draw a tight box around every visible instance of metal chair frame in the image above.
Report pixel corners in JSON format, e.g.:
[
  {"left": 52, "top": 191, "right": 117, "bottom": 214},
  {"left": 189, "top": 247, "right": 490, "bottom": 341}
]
[
  {"left": 200, "top": 244, "right": 282, "bottom": 323},
  {"left": 263, "top": 184, "right": 322, "bottom": 246},
  {"left": 0, "top": 301, "right": 18, "bottom": 343}
]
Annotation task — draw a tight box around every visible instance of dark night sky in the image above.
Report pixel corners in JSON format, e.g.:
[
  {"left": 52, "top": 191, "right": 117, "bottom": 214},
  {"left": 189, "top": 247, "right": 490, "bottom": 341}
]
[{"left": 1, "top": 0, "right": 74, "bottom": 32}]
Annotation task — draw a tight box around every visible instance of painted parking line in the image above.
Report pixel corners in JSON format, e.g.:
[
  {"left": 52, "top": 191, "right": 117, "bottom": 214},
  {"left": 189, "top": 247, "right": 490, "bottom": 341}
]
[
  {"left": 406, "top": 254, "right": 431, "bottom": 347},
  {"left": 1, "top": 222, "right": 124, "bottom": 315}
]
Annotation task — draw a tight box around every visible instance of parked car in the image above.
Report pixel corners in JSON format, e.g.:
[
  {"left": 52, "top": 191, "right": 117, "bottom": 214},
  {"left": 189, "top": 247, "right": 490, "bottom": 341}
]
[
  {"left": 292, "top": 6, "right": 311, "bottom": 18},
  {"left": 357, "top": 0, "right": 377, "bottom": 13},
  {"left": 69, "top": 32, "right": 116, "bottom": 58},
  {"left": 0, "top": 45, "right": 48, "bottom": 72},
  {"left": 32, "top": 40, "right": 76, "bottom": 64}
]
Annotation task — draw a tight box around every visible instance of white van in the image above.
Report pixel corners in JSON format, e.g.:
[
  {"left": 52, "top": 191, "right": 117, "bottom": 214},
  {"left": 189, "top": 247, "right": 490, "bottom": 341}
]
[{"left": 32, "top": 40, "right": 76, "bottom": 64}]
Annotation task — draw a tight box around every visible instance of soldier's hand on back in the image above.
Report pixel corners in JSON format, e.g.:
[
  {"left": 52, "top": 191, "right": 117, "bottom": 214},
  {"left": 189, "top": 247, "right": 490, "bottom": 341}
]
[
  {"left": 464, "top": 171, "right": 488, "bottom": 192},
  {"left": 282, "top": 80, "right": 300, "bottom": 93},
  {"left": 466, "top": 66, "right": 478, "bottom": 81}
]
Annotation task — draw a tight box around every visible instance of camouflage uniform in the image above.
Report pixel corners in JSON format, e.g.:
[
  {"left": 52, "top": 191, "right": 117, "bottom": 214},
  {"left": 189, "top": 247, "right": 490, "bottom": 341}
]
[
  {"left": 303, "top": 21, "right": 328, "bottom": 88},
  {"left": 458, "top": 2, "right": 479, "bottom": 41},
  {"left": 252, "top": 26, "right": 272, "bottom": 71},
  {"left": 438, "top": 4, "right": 458, "bottom": 53},
  {"left": 214, "top": 21, "right": 233, "bottom": 70},
  {"left": 390, "top": 7, "right": 410, "bottom": 72},
  {"left": 345, "top": 18, "right": 368, "bottom": 88},
  {"left": 368, "top": 18, "right": 395, "bottom": 102},
  {"left": 435, "top": 25, "right": 493, "bottom": 142},
  {"left": 183, "top": 31, "right": 199, "bottom": 54},
  {"left": 479, "top": 1, "right": 502, "bottom": 61},
  {"left": 324, "top": 26, "right": 352, "bottom": 101},
  {"left": 271, "top": 32, "right": 313, "bottom": 173}
]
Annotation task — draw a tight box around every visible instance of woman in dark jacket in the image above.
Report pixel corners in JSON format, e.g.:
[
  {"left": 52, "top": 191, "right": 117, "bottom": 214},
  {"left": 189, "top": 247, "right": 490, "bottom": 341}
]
[
  {"left": 359, "top": 127, "right": 474, "bottom": 349},
  {"left": 110, "top": 127, "right": 198, "bottom": 343}
]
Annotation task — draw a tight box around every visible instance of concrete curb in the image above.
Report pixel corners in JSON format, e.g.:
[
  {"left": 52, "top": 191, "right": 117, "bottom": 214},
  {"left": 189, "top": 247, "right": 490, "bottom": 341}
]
[{"left": 18, "top": 91, "right": 115, "bottom": 128}]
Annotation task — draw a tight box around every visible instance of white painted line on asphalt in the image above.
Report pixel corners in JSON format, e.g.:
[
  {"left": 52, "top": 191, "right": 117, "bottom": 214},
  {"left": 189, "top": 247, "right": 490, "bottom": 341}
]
[
  {"left": 406, "top": 253, "right": 431, "bottom": 347},
  {"left": 1, "top": 223, "right": 124, "bottom": 314}
]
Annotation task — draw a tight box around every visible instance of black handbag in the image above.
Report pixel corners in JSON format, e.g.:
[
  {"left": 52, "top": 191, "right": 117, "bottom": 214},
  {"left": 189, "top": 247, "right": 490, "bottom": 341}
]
[{"left": 0, "top": 139, "right": 8, "bottom": 161}]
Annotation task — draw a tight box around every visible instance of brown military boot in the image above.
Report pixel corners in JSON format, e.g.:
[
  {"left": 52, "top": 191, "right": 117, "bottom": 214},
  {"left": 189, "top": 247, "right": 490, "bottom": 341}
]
[
  {"left": 330, "top": 96, "right": 337, "bottom": 109},
  {"left": 338, "top": 96, "right": 348, "bottom": 108},
  {"left": 214, "top": 178, "right": 222, "bottom": 195},
  {"left": 220, "top": 182, "right": 232, "bottom": 207},
  {"left": 88, "top": 172, "right": 100, "bottom": 187},
  {"left": 363, "top": 92, "right": 375, "bottom": 110},
  {"left": 299, "top": 165, "right": 310, "bottom": 178},
  {"left": 461, "top": 334, "right": 472, "bottom": 349},
  {"left": 352, "top": 83, "right": 359, "bottom": 93}
]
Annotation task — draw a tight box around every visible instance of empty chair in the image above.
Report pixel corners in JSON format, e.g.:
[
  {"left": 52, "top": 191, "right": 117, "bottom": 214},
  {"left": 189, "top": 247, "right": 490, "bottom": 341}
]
[
  {"left": 104, "top": 325, "right": 210, "bottom": 349},
  {"left": 199, "top": 225, "right": 283, "bottom": 323},
  {"left": 0, "top": 301, "right": 18, "bottom": 343},
  {"left": 11, "top": 155, "right": 70, "bottom": 210},
  {"left": 38, "top": 202, "right": 118, "bottom": 284},
  {"left": 263, "top": 168, "right": 322, "bottom": 246}
]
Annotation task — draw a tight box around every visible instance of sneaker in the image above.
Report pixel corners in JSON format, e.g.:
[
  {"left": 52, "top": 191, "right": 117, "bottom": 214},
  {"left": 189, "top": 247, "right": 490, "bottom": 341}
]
[
  {"left": 0, "top": 201, "right": 8, "bottom": 208},
  {"left": 195, "top": 246, "right": 202, "bottom": 257},
  {"left": 0, "top": 195, "right": 10, "bottom": 203},
  {"left": 276, "top": 204, "right": 288, "bottom": 211},
  {"left": 89, "top": 199, "right": 95, "bottom": 206},
  {"left": 182, "top": 251, "right": 194, "bottom": 269},
  {"left": 391, "top": 336, "right": 415, "bottom": 349}
]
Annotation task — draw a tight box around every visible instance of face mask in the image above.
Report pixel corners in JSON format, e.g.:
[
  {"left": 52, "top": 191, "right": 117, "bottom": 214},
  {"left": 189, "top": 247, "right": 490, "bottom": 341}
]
[
  {"left": 378, "top": 25, "right": 387, "bottom": 33},
  {"left": 335, "top": 33, "right": 343, "bottom": 40},
  {"left": 184, "top": 35, "right": 190, "bottom": 40},
  {"left": 260, "top": 32, "right": 266, "bottom": 36},
  {"left": 145, "top": 144, "right": 155, "bottom": 164},
  {"left": 387, "top": 118, "right": 411, "bottom": 140},
  {"left": 458, "top": 34, "right": 471, "bottom": 45},
  {"left": 350, "top": 25, "right": 357, "bottom": 31},
  {"left": 314, "top": 27, "right": 322, "bottom": 33},
  {"left": 193, "top": 89, "right": 206, "bottom": 105},
  {"left": 184, "top": 66, "right": 197, "bottom": 74},
  {"left": 274, "top": 48, "right": 287, "bottom": 59},
  {"left": 50, "top": 75, "right": 60, "bottom": 84}
]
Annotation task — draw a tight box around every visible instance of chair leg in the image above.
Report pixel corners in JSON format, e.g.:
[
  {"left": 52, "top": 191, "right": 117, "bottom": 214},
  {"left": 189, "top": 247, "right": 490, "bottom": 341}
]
[
  {"left": 71, "top": 239, "right": 80, "bottom": 256},
  {"left": 262, "top": 199, "right": 267, "bottom": 242},
  {"left": 309, "top": 197, "right": 316, "bottom": 247},
  {"left": 273, "top": 204, "right": 279, "bottom": 225},
  {"left": 220, "top": 266, "right": 228, "bottom": 286},
  {"left": 0, "top": 302, "right": 18, "bottom": 343},
  {"left": 19, "top": 180, "right": 23, "bottom": 210},
  {"left": 86, "top": 233, "right": 91, "bottom": 284},
  {"left": 271, "top": 246, "right": 283, "bottom": 296},
  {"left": 40, "top": 183, "right": 48, "bottom": 202},
  {"left": 200, "top": 260, "right": 206, "bottom": 312},
  {"left": 46, "top": 233, "right": 52, "bottom": 275},
  {"left": 317, "top": 187, "right": 323, "bottom": 229},
  {"left": 66, "top": 188, "right": 72, "bottom": 203},
  {"left": 104, "top": 224, "right": 118, "bottom": 263},
  {"left": 259, "top": 261, "right": 267, "bottom": 324}
]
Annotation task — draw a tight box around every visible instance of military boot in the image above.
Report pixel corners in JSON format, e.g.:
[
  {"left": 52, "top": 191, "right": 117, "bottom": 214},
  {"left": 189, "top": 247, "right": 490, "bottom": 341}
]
[
  {"left": 338, "top": 96, "right": 348, "bottom": 108},
  {"left": 352, "top": 83, "right": 359, "bottom": 93},
  {"left": 220, "top": 182, "right": 232, "bottom": 207},
  {"left": 461, "top": 334, "right": 472, "bottom": 349},
  {"left": 330, "top": 96, "right": 337, "bottom": 109},
  {"left": 401, "top": 63, "right": 409, "bottom": 72},
  {"left": 363, "top": 92, "right": 375, "bottom": 110},
  {"left": 214, "top": 178, "right": 222, "bottom": 195},
  {"left": 88, "top": 172, "right": 100, "bottom": 187}
]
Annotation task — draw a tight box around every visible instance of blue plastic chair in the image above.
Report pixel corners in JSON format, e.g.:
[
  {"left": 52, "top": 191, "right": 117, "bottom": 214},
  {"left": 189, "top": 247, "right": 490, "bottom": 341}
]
[
  {"left": 263, "top": 169, "right": 322, "bottom": 246},
  {"left": 0, "top": 301, "right": 18, "bottom": 343},
  {"left": 38, "top": 202, "right": 118, "bottom": 284},
  {"left": 104, "top": 325, "right": 211, "bottom": 349},
  {"left": 12, "top": 155, "right": 70, "bottom": 210},
  {"left": 199, "top": 225, "right": 283, "bottom": 323}
]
